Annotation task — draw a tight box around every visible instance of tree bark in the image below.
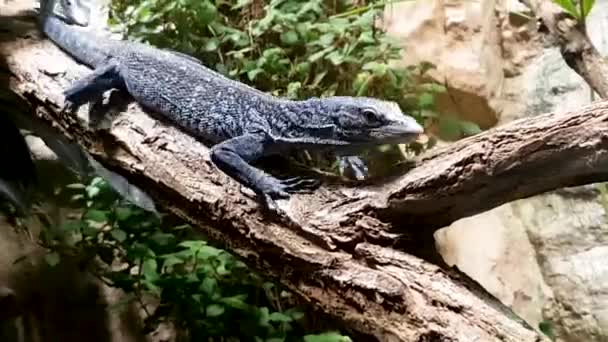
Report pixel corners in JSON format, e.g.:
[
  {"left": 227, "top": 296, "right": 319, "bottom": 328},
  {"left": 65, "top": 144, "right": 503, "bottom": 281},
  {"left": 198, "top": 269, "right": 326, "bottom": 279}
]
[
  {"left": 7, "top": 0, "right": 608, "bottom": 340},
  {"left": 522, "top": 0, "right": 608, "bottom": 98}
]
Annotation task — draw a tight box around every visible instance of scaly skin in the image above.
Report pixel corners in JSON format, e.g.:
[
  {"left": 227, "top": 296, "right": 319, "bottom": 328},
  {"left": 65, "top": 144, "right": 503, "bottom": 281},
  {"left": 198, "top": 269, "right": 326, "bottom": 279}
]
[{"left": 39, "top": 0, "right": 424, "bottom": 211}]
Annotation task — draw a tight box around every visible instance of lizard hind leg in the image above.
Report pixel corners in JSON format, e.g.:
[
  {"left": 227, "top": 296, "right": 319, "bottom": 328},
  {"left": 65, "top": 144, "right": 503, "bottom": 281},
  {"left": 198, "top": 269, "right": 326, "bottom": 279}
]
[{"left": 62, "top": 59, "right": 125, "bottom": 113}]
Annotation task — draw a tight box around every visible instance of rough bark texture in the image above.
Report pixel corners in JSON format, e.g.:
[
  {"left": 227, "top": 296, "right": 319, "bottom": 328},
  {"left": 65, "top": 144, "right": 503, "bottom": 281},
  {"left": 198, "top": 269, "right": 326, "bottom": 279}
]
[
  {"left": 5, "top": 0, "right": 608, "bottom": 340},
  {"left": 523, "top": 0, "right": 608, "bottom": 98}
]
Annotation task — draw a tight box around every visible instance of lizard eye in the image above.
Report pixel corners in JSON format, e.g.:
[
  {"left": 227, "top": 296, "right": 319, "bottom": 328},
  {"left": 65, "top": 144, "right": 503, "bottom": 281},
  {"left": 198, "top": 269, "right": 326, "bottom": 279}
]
[{"left": 362, "top": 108, "right": 379, "bottom": 123}]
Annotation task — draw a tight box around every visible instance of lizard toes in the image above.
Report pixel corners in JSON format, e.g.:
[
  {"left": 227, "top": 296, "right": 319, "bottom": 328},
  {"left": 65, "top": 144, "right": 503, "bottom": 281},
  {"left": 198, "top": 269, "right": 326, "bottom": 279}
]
[
  {"left": 61, "top": 100, "right": 76, "bottom": 113},
  {"left": 283, "top": 177, "right": 320, "bottom": 192},
  {"left": 282, "top": 177, "right": 303, "bottom": 185},
  {"left": 262, "top": 194, "right": 279, "bottom": 212},
  {"left": 269, "top": 187, "right": 290, "bottom": 200},
  {"left": 339, "top": 156, "right": 368, "bottom": 180},
  {"left": 261, "top": 193, "right": 289, "bottom": 217}
]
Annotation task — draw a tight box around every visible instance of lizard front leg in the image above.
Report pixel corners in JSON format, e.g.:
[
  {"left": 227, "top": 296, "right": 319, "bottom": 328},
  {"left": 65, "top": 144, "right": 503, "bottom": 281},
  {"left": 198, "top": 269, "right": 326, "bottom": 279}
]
[
  {"left": 62, "top": 59, "right": 125, "bottom": 112},
  {"left": 210, "top": 134, "right": 318, "bottom": 211},
  {"left": 338, "top": 156, "right": 368, "bottom": 180}
]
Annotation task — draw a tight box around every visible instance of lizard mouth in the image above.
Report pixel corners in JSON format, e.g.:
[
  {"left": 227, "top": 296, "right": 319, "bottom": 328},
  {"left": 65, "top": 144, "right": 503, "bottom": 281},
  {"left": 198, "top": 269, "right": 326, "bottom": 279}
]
[{"left": 368, "top": 123, "right": 424, "bottom": 143}]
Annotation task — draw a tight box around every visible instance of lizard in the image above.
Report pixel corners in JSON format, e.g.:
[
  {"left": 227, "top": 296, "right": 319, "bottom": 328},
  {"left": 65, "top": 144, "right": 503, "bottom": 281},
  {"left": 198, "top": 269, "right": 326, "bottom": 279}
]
[{"left": 39, "top": 0, "right": 424, "bottom": 212}]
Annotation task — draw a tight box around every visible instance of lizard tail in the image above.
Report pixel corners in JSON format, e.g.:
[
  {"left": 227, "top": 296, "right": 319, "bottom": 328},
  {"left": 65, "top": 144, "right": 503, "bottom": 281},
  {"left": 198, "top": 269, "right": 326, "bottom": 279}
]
[{"left": 39, "top": 0, "right": 110, "bottom": 67}]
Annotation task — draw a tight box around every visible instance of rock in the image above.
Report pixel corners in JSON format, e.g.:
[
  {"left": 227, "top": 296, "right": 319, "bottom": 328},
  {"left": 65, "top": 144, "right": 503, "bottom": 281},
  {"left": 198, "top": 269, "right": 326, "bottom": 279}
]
[
  {"left": 382, "top": 0, "right": 502, "bottom": 131},
  {"left": 386, "top": 0, "right": 608, "bottom": 341}
]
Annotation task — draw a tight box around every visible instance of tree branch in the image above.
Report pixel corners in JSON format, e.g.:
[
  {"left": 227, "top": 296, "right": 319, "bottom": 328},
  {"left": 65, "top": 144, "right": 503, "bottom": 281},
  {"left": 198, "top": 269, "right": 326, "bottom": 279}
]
[
  {"left": 7, "top": 2, "right": 607, "bottom": 340},
  {"left": 522, "top": 0, "right": 608, "bottom": 98}
]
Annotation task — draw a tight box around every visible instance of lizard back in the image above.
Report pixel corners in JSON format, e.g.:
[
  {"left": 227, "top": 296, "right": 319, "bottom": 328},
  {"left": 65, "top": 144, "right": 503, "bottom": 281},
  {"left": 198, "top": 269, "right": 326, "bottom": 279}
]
[{"left": 117, "top": 44, "right": 282, "bottom": 143}]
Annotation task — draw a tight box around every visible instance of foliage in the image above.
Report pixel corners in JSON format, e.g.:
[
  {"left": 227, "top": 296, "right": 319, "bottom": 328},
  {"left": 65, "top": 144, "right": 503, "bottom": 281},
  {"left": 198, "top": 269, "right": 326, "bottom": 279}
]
[
  {"left": 40, "top": 177, "right": 349, "bottom": 340},
  {"left": 552, "top": 0, "right": 596, "bottom": 21}
]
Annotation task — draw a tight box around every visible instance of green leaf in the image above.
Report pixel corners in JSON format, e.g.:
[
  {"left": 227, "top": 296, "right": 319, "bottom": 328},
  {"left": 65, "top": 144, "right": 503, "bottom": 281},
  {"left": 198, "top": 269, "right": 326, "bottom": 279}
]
[
  {"left": 357, "top": 31, "right": 374, "bottom": 44},
  {"left": 362, "top": 61, "right": 386, "bottom": 76},
  {"left": 200, "top": 277, "right": 217, "bottom": 295},
  {"left": 204, "top": 38, "right": 219, "bottom": 52},
  {"left": 44, "top": 252, "right": 61, "bottom": 267},
  {"left": 309, "top": 47, "right": 333, "bottom": 62},
  {"left": 266, "top": 338, "right": 285, "bottom": 342},
  {"left": 539, "top": 321, "right": 556, "bottom": 341},
  {"left": 161, "top": 255, "right": 183, "bottom": 270},
  {"left": 247, "top": 68, "right": 264, "bottom": 81},
  {"left": 325, "top": 51, "right": 344, "bottom": 65},
  {"left": 148, "top": 232, "right": 174, "bottom": 246},
  {"left": 287, "top": 82, "right": 301, "bottom": 98},
  {"left": 354, "top": 72, "right": 372, "bottom": 96},
  {"left": 294, "top": 62, "right": 311, "bottom": 76},
  {"left": 231, "top": 0, "right": 252, "bottom": 10},
  {"left": 60, "top": 220, "right": 82, "bottom": 232},
  {"left": 582, "top": 0, "right": 596, "bottom": 18},
  {"left": 311, "top": 71, "right": 327, "bottom": 87},
  {"left": 318, "top": 33, "right": 335, "bottom": 47},
  {"left": 115, "top": 207, "right": 133, "bottom": 221},
  {"left": 289, "top": 310, "right": 304, "bottom": 320},
  {"left": 220, "top": 294, "right": 249, "bottom": 309},
  {"left": 417, "top": 93, "right": 435, "bottom": 108},
  {"left": 84, "top": 209, "right": 109, "bottom": 223},
  {"left": 206, "top": 304, "right": 225, "bottom": 317},
  {"left": 420, "top": 109, "right": 440, "bottom": 118},
  {"left": 438, "top": 117, "right": 462, "bottom": 140},
  {"left": 195, "top": 245, "right": 222, "bottom": 259},
  {"left": 268, "top": 312, "right": 293, "bottom": 323},
  {"left": 459, "top": 121, "right": 482, "bottom": 136},
  {"left": 418, "top": 82, "right": 447, "bottom": 93},
  {"left": 190, "top": 294, "right": 202, "bottom": 303},
  {"left": 142, "top": 259, "right": 159, "bottom": 281},
  {"left": 86, "top": 185, "right": 100, "bottom": 198},
  {"left": 178, "top": 240, "right": 207, "bottom": 250},
  {"left": 553, "top": 0, "right": 581, "bottom": 19},
  {"left": 110, "top": 229, "right": 127, "bottom": 242},
  {"left": 280, "top": 31, "right": 299, "bottom": 45},
  {"left": 258, "top": 307, "right": 270, "bottom": 327},
  {"left": 197, "top": 1, "right": 217, "bottom": 24},
  {"left": 303, "top": 332, "right": 352, "bottom": 342}
]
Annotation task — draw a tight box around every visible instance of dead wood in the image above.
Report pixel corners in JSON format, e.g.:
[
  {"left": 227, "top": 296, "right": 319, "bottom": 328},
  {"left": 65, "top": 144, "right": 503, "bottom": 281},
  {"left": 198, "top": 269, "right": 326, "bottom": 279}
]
[
  {"left": 7, "top": 0, "right": 608, "bottom": 340},
  {"left": 522, "top": 0, "right": 608, "bottom": 98}
]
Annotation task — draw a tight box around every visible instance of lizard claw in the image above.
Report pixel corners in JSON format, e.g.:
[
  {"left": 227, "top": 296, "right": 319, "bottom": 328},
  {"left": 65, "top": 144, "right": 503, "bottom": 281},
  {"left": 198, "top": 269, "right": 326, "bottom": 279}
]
[
  {"left": 338, "top": 156, "right": 368, "bottom": 180},
  {"left": 61, "top": 100, "right": 77, "bottom": 113},
  {"left": 258, "top": 177, "right": 320, "bottom": 217},
  {"left": 281, "top": 177, "right": 321, "bottom": 191},
  {"left": 256, "top": 175, "right": 320, "bottom": 203},
  {"left": 281, "top": 177, "right": 321, "bottom": 194}
]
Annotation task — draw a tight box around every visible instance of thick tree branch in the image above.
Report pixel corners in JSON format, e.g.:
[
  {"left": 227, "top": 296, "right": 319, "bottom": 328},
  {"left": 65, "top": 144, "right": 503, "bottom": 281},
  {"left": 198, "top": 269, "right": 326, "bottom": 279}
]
[
  {"left": 522, "top": 0, "right": 608, "bottom": 98},
  {"left": 6, "top": 1, "right": 607, "bottom": 340}
]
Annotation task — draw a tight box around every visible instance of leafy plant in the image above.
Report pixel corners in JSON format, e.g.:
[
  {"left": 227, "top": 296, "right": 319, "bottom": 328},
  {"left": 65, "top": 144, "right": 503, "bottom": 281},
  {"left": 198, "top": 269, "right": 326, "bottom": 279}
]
[
  {"left": 552, "top": 0, "right": 596, "bottom": 21},
  {"left": 41, "top": 176, "right": 350, "bottom": 340}
]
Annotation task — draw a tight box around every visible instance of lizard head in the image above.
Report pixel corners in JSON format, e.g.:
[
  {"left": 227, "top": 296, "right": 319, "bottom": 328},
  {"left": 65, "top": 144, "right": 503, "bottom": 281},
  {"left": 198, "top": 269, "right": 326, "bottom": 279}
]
[{"left": 314, "top": 96, "right": 424, "bottom": 146}]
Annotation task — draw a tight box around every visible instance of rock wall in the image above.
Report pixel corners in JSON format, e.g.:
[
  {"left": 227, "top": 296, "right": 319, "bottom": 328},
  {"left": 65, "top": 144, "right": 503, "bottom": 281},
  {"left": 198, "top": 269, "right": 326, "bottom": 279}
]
[{"left": 384, "top": 1, "right": 608, "bottom": 341}]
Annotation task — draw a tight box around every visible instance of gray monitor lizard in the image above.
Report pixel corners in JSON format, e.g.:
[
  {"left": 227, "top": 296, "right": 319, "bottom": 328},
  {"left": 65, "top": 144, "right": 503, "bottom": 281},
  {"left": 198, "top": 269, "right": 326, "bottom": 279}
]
[{"left": 39, "top": 0, "right": 424, "bottom": 212}]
